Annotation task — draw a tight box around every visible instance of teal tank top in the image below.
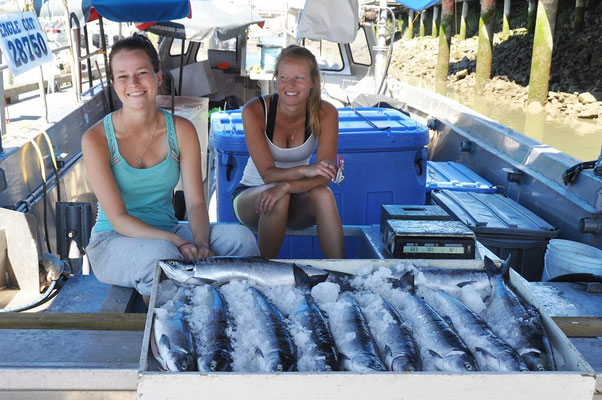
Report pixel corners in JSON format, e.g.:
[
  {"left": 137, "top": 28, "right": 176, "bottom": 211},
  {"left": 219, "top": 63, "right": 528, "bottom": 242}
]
[{"left": 93, "top": 109, "right": 181, "bottom": 232}]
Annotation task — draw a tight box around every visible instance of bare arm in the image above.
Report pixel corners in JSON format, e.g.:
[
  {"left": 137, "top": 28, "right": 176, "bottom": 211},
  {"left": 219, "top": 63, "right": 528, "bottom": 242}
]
[
  {"left": 242, "top": 98, "right": 339, "bottom": 195},
  {"left": 81, "top": 120, "right": 184, "bottom": 246},
  {"left": 175, "top": 116, "right": 213, "bottom": 258}
]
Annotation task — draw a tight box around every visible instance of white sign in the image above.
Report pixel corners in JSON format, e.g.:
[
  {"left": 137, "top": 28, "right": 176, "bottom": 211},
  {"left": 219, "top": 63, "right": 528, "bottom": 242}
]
[{"left": 0, "top": 12, "right": 53, "bottom": 76}]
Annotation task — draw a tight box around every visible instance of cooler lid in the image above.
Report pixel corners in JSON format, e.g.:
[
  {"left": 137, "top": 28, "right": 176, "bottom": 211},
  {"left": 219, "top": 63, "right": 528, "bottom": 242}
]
[
  {"left": 210, "top": 107, "right": 429, "bottom": 152},
  {"left": 426, "top": 161, "right": 497, "bottom": 193},
  {"left": 337, "top": 107, "right": 429, "bottom": 150},
  {"left": 431, "top": 190, "right": 559, "bottom": 238}
]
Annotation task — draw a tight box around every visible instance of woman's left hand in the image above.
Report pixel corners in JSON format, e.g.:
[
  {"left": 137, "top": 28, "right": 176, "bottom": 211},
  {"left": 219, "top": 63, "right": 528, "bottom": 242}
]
[
  {"left": 179, "top": 242, "right": 214, "bottom": 259},
  {"left": 256, "top": 182, "right": 289, "bottom": 215}
]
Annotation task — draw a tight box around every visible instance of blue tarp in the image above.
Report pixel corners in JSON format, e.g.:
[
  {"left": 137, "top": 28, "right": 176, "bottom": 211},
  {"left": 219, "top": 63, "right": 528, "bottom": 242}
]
[
  {"left": 393, "top": 0, "right": 440, "bottom": 12},
  {"left": 89, "top": 0, "right": 190, "bottom": 22}
]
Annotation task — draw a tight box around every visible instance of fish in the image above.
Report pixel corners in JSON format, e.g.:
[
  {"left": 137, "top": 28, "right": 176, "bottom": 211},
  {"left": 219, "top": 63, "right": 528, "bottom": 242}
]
[
  {"left": 158, "top": 256, "right": 329, "bottom": 288},
  {"left": 391, "top": 273, "right": 479, "bottom": 372},
  {"left": 422, "top": 288, "right": 529, "bottom": 372},
  {"left": 376, "top": 295, "right": 421, "bottom": 372},
  {"left": 295, "top": 292, "right": 340, "bottom": 372},
  {"left": 249, "top": 286, "right": 298, "bottom": 372},
  {"left": 483, "top": 256, "right": 555, "bottom": 371},
  {"left": 193, "top": 285, "right": 234, "bottom": 372},
  {"left": 336, "top": 293, "right": 387, "bottom": 372},
  {"left": 151, "top": 290, "right": 196, "bottom": 372}
]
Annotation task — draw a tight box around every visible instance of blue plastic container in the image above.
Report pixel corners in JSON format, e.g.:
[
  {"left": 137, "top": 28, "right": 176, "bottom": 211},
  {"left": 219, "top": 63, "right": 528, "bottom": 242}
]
[
  {"left": 209, "top": 107, "right": 429, "bottom": 257},
  {"left": 426, "top": 161, "right": 497, "bottom": 194}
]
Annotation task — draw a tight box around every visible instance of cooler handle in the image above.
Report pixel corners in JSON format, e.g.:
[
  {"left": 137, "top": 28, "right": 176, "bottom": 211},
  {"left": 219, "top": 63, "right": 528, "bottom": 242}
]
[{"left": 414, "top": 148, "right": 425, "bottom": 176}]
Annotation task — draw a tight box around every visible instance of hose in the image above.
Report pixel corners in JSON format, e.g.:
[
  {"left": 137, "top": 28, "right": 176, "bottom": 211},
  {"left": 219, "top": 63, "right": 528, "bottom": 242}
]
[{"left": 0, "top": 276, "right": 68, "bottom": 313}]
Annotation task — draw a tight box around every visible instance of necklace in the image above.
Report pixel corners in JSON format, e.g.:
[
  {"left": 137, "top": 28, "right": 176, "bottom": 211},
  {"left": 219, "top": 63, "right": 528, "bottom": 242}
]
[
  {"left": 289, "top": 119, "right": 304, "bottom": 142},
  {"left": 121, "top": 110, "right": 158, "bottom": 165}
]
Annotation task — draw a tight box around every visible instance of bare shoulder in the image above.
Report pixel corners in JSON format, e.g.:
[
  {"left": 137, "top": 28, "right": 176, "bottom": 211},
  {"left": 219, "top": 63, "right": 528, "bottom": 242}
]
[
  {"left": 172, "top": 113, "right": 195, "bottom": 134},
  {"left": 319, "top": 100, "right": 338, "bottom": 119},
  {"left": 241, "top": 96, "right": 263, "bottom": 120},
  {"left": 81, "top": 118, "right": 107, "bottom": 148}
]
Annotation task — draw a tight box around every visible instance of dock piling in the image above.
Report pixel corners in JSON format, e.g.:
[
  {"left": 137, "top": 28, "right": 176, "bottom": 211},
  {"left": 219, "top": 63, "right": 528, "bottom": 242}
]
[
  {"left": 574, "top": 0, "right": 585, "bottom": 33},
  {"left": 475, "top": 0, "right": 497, "bottom": 92},
  {"left": 459, "top": 1, "right": 469, "bottom": 41},
  {"left": 407, "top": 10, "right": 415, "bottom": 39},
  {"left": 420, "top": 10, "right": 426, "bottom": 37},
  {"left": 436, "top": 0, "right": 455, "bottom": 94},
  {"left": 503, "top": 0, "right": 511, "bottom": 35},
  {"left": 528, "top": 0, "right": 559, "bottom": 106},
  {"left": 432, "top": 6, "right": 439, "bottom": 37}
]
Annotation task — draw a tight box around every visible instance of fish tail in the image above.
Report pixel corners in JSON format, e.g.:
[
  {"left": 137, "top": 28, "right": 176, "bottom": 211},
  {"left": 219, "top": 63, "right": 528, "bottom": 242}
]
[{"left": 390, "top": 271, "right": 415, "bottom": 293}]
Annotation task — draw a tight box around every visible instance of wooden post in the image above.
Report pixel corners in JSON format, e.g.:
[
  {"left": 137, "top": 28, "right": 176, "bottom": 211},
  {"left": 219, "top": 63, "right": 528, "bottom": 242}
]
[
  {"left": 574, "top": 0, "right": 585, "bottom": 33},
  {"left": 528, "top": 0, "right": 559, "bottom": 105},
  {"left": 459, "top": 1, "right": 469, "bottom": 41},
  {"left": 527, "top": 0, "right": 538, "bottom": 34},
  {"left": 399, "top": 13, "right": 407, "bottom": 38},
  {"left": 407, "top": 10, "right": 415, "bottom": 39},
  {"left": 436, "top": 0, "right": 455, "bottom": 93},
  {"left": 432, "top": 6, "right": 439, "bottom": 37},
  {"left": 420, "top": 10, "right": 427, "bottom": 37},
  {"left": 475, "top": 0, "right": 497, "bottom": 92},
  {"left": 503, "top": 0, "right": 512, "bottom": 35}
]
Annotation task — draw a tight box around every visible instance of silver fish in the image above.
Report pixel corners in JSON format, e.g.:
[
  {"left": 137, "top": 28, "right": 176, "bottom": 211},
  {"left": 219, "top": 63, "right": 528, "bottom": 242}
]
[
  {"left": 250, "top": 286, "right": 297, "bottom": 372},
  {"left": 295, "top": 292, "right": 339, "bottom": 372},
  {"left": 193, "top": 285, "right": 234, "bottom": 372},
  {"left": 392, "top": 274, "right": 479, "bottom": 372},
  {"left": 377, "top": 295, "right": 421, "bottom": 372},
  {"left": 423, "top": 288, "right": 529, "bottom": 372},
  {"left": 158, "top": 256, "right": 329, "bottom": 288},
  {"left": 484, "top": 257, "right": 555, "bottom": 371},
  {"left": 337, "top": 294, "right": 387, "bottom": 372},
  {"left": 152, "top": 290, "right": 196, "bottom": 371}
]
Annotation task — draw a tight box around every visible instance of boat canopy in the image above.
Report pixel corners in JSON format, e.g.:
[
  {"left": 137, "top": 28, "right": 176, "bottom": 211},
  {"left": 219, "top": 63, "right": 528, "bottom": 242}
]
[
  {"left": 393, "top": 0, "right": 440, "bottom": 12},
  {"left": 88, "top": 0, "right": 190, "bottom": 23},
  {"left": 297, "top": 0, "right": 359, "bottom": 44},
  {"left": 137, "top": 0, "right": 263, "bottom": 42}
]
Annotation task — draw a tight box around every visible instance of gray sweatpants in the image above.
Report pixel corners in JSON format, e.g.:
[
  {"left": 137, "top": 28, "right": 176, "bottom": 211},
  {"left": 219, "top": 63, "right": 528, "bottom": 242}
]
[{"left": 86, "top": 223, "right": 260, "bottom": 296}]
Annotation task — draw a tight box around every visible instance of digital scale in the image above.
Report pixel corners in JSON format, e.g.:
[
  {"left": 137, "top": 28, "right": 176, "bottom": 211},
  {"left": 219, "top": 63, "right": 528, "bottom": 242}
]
[
  {"left": 383, "top": 219, "right": 476, "bottom": 259},
  {"left": 380, "top": 204, "right": 451, "bottom": 233}
]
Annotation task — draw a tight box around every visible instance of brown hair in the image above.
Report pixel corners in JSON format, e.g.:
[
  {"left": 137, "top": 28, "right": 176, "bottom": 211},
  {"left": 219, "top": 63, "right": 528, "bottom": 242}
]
[
  {"left": 108, "top": 34, "right": 160, "bottom": 82},
  {"left": 273, "top": 45, "right": 322, "bottom": 136}
]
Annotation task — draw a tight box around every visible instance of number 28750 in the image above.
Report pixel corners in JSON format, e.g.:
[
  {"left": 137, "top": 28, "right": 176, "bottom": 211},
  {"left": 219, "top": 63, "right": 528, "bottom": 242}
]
[{"left": 7, "top": 33, "right": 48, "bottom": 67}]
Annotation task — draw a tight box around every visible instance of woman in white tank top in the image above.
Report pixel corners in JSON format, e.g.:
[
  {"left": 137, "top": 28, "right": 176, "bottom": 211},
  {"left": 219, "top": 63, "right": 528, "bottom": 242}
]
[{"left": 233, "top": 45, "right": 344, "bottom": 258}]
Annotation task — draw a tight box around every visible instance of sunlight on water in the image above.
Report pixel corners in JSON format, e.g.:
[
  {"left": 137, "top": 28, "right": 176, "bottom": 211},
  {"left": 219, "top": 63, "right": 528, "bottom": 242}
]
[{"left": 401, "top": 77, "right": 602, "bottom": 162}]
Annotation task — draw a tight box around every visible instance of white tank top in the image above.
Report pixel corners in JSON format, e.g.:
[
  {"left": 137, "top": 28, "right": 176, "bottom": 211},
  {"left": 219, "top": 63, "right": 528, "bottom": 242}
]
[{"left": 240, "top": 97, "right": 317, "bottom": 187}]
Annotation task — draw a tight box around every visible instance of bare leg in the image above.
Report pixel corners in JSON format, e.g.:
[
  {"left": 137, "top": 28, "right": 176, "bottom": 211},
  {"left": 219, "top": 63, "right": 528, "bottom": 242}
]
[
  {"left": 289, "top": 186, "right": 345, "bottom": 259},
  {"left": 234, "top": 184, "right": 289, "bottom": 258}
]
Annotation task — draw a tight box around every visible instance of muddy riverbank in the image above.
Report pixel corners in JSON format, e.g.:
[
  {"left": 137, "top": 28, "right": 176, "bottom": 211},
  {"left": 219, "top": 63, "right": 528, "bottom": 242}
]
[{"left": 388, "top": 1, "right": 602, "bottom": 125}]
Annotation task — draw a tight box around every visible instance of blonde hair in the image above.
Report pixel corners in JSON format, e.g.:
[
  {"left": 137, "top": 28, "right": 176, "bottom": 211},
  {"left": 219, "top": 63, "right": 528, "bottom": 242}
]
[{"left": 273, "top": 45, "right": 322, "bottom": 136}]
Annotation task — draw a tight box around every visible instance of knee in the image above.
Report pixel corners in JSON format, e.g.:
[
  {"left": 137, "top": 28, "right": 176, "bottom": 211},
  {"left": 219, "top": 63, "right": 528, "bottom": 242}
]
[
  {"left": 221, "top": 225, "right": 260, "bottom": 256},
  {"left": 270, "top": 192, "right": 291, "bottom": 216},
  {"left": 309, "top": 186, "right": 335, "bottom": 206}
]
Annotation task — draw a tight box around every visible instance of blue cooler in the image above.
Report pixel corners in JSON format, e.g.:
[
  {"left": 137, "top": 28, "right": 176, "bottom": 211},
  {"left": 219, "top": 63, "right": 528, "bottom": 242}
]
[
  {"left": 209, "top": 107, "right": 429, "bottom": 257},
  {"left": 426, "top": 161, "right": 497, "bottom": 196}
]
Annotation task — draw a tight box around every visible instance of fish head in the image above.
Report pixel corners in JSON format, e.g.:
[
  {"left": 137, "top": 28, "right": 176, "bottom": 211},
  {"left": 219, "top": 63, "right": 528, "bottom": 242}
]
[
  {"left": 257, "top": 349, "right": 297, "bottom": 372},
  {"left": 522, "top": 350, "right": 553, "bottom": 371},
  {"left": 441, "top": 351, "right": 479, "bottom": 372},
  {"left": 351, "top": 353, "right": 387, "bottom": 372},
  {"left": 166, "top": 349, "right": 196, "bottom": 372},
  {"left": 158, "top": 259, "right": 199, "bottom": 284}
]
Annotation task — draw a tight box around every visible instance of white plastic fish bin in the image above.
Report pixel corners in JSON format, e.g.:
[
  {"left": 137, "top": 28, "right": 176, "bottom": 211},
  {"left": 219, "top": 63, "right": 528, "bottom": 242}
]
[{"left": 138, "top": 259, "right": 596, "bottom": 400}]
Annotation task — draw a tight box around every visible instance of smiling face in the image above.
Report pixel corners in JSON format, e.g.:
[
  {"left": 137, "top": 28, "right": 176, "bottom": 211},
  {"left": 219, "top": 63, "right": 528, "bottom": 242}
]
[
  {"left": 110, "top": 49, "right": 162, "bottom": 109},
  {"left": 275, "top": 56, "right": 314, "bottom": 107}
]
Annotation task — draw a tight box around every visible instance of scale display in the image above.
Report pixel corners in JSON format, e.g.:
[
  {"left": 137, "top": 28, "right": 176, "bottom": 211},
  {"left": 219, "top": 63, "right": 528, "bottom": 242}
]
[{"left": 402, "top": 244, "right": 466, "bottom": 254}]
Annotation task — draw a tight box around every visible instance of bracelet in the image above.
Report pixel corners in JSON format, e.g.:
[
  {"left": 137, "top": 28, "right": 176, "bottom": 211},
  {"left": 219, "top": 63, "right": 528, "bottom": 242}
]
[{"left": 177, "top": 241, "right": 193, "bottom": 250}]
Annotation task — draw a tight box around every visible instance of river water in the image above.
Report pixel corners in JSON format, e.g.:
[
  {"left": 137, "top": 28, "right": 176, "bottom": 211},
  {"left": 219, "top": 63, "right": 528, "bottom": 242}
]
[{"left": 401, "top": 78, "right": 602, "bottom": 163}]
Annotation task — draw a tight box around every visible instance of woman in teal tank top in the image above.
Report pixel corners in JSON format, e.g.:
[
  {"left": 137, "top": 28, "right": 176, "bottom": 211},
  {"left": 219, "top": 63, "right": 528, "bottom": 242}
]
[{"left": 82, "top": 35, "right": 259, "bottom": 299}]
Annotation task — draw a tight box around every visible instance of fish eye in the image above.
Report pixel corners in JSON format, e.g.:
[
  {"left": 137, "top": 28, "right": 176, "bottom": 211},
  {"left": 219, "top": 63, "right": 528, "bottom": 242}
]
[
  {"left": 276, "top": 364, "right": 283, "bottom": 372},
  {"left": 169, "top": 261, "right": 176, "bottom": 266},
  {"left": 210, "top": 360, "right": 217, "bottom": 371},
  {"left": 465, "top": 362, "right": 474, "bottom": 370}
]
